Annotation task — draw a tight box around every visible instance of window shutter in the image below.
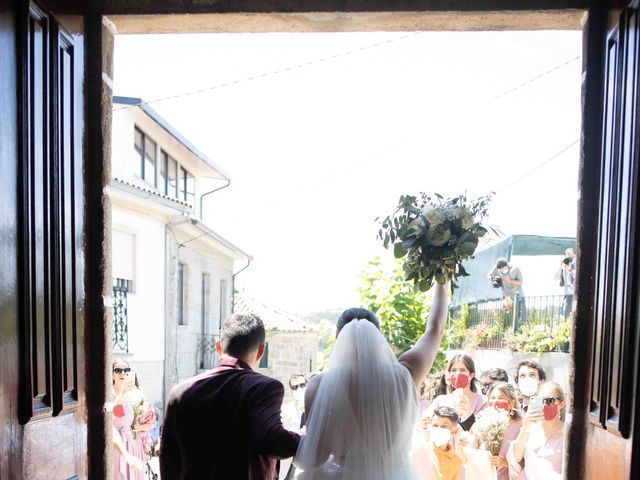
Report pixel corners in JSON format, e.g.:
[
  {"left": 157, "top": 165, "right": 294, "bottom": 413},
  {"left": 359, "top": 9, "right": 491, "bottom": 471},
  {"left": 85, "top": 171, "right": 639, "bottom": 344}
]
[{"left": 112, "top": 230, "right": 135, "bottom": 281}]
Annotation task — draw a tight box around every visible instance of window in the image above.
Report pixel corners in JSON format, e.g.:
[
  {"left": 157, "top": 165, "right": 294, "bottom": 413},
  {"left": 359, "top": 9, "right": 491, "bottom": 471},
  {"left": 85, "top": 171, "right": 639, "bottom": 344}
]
[
  {"left": 160, "top": 150, "right": 179, "bottom": 199},
  {"left": 134, "top": 127, "right": 156, "bottom": 187},
  {"left": 168, "top": 156, "right": 178, "bottom": 199},
  {"left": 159, "top": 151, "right": 167, "bottom": 195},
  {"left": 112, "top": 230, "right": 135, "bottom": 293},
  {"left": 179, "top": 166, "right": 195, "bottom": 205},
  {"left": 201, "top": 273, "right": 210, "bottom": 334},
  {"left": 177, "top": 263, "right": 186, "bottom": 325},
  {"left": 219, "top": 279, "right": 228, "bottom": 332}
]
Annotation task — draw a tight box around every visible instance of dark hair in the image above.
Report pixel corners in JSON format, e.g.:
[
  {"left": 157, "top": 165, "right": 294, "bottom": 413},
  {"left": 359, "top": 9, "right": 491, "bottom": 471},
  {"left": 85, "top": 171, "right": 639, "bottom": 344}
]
[
  {"left": 481, "top": 368, "right": 509, "bottom": 383},
  {"left": 336, "top": 307, "right": 380, "bottom": 336},
  {"left": 496, "top": 258, "right": 509, "bottom": 269},
  {"left": 443, "top": 354, "right": 478, "bottom": 393},
  {"left": 220, "top": 313, "right": 266, "bottom": 357},
  {"left": 515, "top": 359, "right": 547, "bottom": 383},
  {"left": 289, "top": 373, "right": 306, "bottom": 389},
  {"left": 433, "top": 406, "right": 459, "bottom": 424}
]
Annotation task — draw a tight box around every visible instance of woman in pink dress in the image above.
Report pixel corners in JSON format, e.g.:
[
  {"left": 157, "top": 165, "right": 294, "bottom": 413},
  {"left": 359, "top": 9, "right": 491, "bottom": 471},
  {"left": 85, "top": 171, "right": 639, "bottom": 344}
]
[
  {"left": 508, "top": 382, "right": 566, "bottom": 479},
  {"left": 467, "top": 382, "right": 521, "bottom": 480},
  {"left": 426, "top": 354, "right": 485, "bottom": 423},
  {"left": 111, "top": 360, "right": 146, "bottom": 480}
]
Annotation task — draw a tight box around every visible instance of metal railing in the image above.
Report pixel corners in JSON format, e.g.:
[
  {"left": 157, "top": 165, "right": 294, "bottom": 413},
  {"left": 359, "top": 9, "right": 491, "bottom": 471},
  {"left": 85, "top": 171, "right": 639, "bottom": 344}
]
[
  {"left": 448, "top": 294, "right": 571, "bottom": 352},
  {"left": 112, "top": 286, "right": 129, "bottom": 352},
  {"left": 196, "top": 333, "right": 220, "bottom": 371}
]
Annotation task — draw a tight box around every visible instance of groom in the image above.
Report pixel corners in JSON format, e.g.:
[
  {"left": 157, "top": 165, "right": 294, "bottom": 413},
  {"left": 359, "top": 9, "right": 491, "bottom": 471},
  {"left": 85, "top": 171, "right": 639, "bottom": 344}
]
[{"left": 160, "top": 313, "right": 301, "bottom": 479}]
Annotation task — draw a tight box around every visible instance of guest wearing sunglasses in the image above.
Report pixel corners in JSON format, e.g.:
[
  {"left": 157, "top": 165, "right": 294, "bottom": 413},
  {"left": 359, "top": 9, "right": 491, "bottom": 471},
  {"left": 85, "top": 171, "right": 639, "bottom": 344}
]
[
  {"left": 111, "top": 359, "right": 146, "bottom": 480},
  {"left": 508, "top": 382, "right": 566, "bottom": 479}
]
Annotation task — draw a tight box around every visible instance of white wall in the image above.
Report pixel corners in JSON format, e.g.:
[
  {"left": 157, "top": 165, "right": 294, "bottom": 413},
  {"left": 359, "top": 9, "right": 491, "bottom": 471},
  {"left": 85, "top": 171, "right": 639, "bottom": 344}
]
[
  {"left": 168, "top": 234, "right": 235, "bottom": 385},
  {"left": 112, "top": 206, "right": 166, "bottom": 406}
]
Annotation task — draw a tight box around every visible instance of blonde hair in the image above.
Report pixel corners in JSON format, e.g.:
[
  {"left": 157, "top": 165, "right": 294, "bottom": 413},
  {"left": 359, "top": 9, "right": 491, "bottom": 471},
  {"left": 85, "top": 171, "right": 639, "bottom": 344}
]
[
  {"left": 486, "top": 381, "right": 522, "bottom": 421},
  {"left": 540, "top": 381, "right": 567, "bottom": 421}
]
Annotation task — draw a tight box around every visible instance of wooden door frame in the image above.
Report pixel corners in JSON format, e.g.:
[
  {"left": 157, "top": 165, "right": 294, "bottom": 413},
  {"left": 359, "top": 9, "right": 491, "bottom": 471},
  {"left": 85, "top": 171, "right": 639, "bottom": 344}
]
[{"left": 77, "top": 2, "right": 609, "bottom": 479}]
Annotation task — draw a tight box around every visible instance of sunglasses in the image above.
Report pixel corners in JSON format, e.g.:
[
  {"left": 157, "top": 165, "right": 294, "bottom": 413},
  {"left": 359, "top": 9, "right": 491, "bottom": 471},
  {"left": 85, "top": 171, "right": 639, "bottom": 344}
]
[
  {"left": 291, "top": 382, "right": 307, "bottom": 391},
  {"left": 113, "top": 367, "right": 131, "bottom": 374},
  {"left": 542, "top": 397, "right": 561, "bottom": 405}
]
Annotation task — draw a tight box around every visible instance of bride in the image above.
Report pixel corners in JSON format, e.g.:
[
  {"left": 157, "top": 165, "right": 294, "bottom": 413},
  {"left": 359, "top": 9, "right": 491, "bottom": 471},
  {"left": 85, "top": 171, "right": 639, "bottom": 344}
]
[{"left": 294, "top": 283, "right": 449, "bottom": 479}]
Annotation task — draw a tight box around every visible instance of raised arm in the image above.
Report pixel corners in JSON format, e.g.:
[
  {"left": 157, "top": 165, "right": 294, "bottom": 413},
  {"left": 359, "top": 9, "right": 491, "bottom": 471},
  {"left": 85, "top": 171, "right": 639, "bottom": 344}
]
[{"left": 398, "top": 283, "right": 449, "bottom": 386}]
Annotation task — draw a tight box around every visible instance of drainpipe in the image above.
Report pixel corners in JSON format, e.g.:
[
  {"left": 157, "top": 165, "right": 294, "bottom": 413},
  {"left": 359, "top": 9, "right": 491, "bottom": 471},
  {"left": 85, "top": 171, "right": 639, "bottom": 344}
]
[
  {"left": 231, "top": 259, "right": 252, "bottom": 313},
  {"left": 199, "top": 179, "right": 230, "bottom": 220}
]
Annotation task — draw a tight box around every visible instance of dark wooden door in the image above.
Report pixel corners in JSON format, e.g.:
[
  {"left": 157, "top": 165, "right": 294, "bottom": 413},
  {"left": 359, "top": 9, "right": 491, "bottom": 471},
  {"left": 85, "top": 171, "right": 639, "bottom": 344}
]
[
  {"left": 578, "top": 1, "right": 640, "bottom": 478},
  {"left": 0, "top": 1, "right": 86, "bottom": 478}
]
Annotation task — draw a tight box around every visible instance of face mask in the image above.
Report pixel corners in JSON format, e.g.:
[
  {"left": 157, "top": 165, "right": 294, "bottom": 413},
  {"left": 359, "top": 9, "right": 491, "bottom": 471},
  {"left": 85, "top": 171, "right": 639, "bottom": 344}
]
[
  {"left": 450, "top": 373, "right": 469, "bottom": 390},
  {"left": 494, "top": 400, "right": 511, "bottom": 413},
  {"left": 543, "top": 403, "right": 559, "bottom": 421},
  {"left": 429, "top": 426, "right": 452, "bottom": 447},
  {"left": 293, "top": 388, "right": 305, "bottom": 405},
  {"left": 500, "top": 268, "right": 509, "bottom": 274},
  {"left": 519, "top": 377, "right": 539, "bottom": 397}
]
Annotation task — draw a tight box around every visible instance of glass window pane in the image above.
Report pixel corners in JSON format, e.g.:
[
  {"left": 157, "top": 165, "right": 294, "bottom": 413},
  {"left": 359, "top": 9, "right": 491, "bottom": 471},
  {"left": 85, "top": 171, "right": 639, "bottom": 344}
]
[
  {"left": 144, "top": 136, "right": 156, "bottom": 187},
  {"left": 134, "top": 129, "right": 143, "bottom": 177},
  {"left": 185, "top": 170, "right": 195, "bottom": 206},
  {"left": 179, "top": 167, "right": 187, "bottom": 201},
  {"left": 159, "top": 151, "right": 168, "bottom": 195},
  {"left": 168, "top": 158, "right": 178, "bottom": 198}
]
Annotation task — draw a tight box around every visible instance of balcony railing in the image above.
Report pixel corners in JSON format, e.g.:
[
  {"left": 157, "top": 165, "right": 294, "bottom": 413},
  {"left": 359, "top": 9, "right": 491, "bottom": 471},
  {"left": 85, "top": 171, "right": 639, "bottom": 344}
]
[
  {"left": 448, "top": 294, "right": 571, "bottom": 352},
  {"left": 196, "top": 333, "right": 220, "bottom": 371},
  {"left": 113, "top": 286, "right": 129, "bottom": 352}
]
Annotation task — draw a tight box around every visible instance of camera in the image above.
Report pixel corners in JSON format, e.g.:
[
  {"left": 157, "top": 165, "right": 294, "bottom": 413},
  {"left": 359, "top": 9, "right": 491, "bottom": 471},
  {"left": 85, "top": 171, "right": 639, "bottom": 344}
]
[
  {"left": 563, "top": 256, "right": 573, "bottom": 265},
  {"left": 490, "top": 275, "right": 503, "bottom": 288}
]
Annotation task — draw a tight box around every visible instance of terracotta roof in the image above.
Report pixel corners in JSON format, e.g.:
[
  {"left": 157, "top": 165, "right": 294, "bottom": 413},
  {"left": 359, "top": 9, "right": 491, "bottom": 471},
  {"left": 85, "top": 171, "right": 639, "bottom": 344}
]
[{"left": 233, "top": 294, "right": 319, "bottom": 333}]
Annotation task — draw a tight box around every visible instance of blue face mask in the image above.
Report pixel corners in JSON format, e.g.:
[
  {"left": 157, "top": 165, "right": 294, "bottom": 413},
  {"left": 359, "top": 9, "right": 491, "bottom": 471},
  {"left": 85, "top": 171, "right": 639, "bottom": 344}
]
[{"left": 500, "top": 268, "right": 509, "bottom": 275}]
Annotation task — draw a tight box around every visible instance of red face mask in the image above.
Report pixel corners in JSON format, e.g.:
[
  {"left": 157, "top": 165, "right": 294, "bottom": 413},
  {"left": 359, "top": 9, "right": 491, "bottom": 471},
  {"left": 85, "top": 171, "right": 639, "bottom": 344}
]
[
  {"left": 450, "top": 373, "right": 469, "bottom": 389},
  {"left": 494, "top": 400, "right": 511, "bottom": 412},
  {"left": 543, "top": 403, "right": 558, "bottom": 421},
  {"left": 113, "top": 404, "right": 125, "bottom": 418}
]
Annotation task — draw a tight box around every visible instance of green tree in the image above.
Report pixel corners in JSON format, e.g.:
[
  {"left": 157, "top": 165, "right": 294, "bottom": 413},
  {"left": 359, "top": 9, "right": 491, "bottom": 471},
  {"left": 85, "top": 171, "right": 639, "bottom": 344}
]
[{"left": 358, "top": 256, "right": 448, "bottom": 373}]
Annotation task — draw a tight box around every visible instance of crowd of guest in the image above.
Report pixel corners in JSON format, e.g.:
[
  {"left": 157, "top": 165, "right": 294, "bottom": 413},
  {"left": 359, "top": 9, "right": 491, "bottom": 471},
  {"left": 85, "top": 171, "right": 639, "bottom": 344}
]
[{"left": 417, "top": 355, "right": 566, "bottom": 480}]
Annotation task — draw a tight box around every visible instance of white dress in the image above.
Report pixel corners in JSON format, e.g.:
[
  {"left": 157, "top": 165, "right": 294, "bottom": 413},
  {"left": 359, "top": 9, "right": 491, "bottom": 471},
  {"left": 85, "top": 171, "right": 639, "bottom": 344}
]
[{"left": 295, "top": 320, "right": 419, "bottom": 480}]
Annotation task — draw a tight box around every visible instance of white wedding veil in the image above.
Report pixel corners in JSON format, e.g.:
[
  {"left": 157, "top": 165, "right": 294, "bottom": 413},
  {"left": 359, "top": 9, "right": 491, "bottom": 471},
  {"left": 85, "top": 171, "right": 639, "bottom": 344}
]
[{"left": 294, "top": 319, "right": 419, "bottom": 480}]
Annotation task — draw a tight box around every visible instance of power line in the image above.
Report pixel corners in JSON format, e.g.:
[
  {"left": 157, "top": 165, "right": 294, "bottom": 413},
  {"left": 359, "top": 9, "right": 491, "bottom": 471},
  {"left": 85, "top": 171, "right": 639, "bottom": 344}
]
[
  {"left": 112, "top": 31, "right": 424, "bottom": 111},
  {"left": 496, "top": 138, "right": 580, "bottom": 193},
  {"left": 488, "top": 55, "right": 580, "bottom": 103}
]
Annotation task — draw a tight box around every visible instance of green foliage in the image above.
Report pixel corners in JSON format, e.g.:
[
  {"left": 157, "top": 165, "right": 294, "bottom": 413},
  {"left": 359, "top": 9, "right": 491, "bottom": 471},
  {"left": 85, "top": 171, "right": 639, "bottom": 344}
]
[
  {"left": 447, "top": 304, "right": 469, "bottom": 347},
  {"left": 358, "top": 257, "right": 447, "bottom": 373},
  {"left": 316, "top": 319, "right": 336, "bottom": 371},
  {"left": 377, "top": 192, "right": 494, "bottom": 292},
  {"left": 503, "top": 317, "right": 572, "bottom": 353}
]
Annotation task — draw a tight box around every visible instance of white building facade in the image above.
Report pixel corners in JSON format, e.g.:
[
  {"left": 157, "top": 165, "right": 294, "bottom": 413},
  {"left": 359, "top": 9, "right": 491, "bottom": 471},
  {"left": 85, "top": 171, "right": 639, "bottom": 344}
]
[{"left": 110, "top": 97, "right": 251, "bottom": 415}]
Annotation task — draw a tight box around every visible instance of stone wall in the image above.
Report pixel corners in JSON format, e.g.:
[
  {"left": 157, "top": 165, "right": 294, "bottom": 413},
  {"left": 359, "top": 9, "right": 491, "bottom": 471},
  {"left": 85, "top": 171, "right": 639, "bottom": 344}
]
[{"left": 259, "top": 330, "right": 319, "bottom": 403}]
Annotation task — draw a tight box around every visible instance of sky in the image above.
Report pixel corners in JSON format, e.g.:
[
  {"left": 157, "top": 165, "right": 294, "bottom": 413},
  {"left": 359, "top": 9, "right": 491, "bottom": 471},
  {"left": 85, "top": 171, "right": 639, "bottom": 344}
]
[{"left": 113, "top": 30, "right": 582, "bottom": 314}]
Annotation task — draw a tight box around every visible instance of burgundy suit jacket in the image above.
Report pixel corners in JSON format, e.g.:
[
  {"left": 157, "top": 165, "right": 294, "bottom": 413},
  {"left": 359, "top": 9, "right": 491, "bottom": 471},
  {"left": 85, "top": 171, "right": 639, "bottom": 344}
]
[{"left": 160, "top": 358, "right": 301, "bottom": 479}]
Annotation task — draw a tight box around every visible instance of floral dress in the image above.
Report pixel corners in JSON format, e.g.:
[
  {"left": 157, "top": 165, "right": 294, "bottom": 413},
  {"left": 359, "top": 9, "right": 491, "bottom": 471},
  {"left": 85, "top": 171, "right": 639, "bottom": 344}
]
[{"left": 113, "top": 401, "right": 146, "bottom": 480}]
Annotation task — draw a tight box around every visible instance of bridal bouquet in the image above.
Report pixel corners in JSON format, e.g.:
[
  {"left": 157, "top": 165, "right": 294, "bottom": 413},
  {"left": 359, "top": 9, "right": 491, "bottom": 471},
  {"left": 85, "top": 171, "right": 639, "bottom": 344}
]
[
  {"left": 378, "top": 192, "right": 493, "bottom": 291},
  {"left": 474, "top": 407, "right": 510, "bottom": 456}
]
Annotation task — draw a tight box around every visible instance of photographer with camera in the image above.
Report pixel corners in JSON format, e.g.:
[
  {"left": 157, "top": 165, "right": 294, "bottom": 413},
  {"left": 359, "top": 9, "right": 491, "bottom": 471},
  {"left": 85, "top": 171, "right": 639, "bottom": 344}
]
[
  {"left": 487, "top": 258, "right": 526, "bottom": 329},
  {"left": 555, "top": 248, "right": 576, "bottom": 319}
]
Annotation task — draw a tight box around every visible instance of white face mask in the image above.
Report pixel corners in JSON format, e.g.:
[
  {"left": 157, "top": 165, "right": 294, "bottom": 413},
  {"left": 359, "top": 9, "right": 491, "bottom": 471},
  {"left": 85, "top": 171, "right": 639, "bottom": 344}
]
[
  {"left": 429, "top": 426, "right": 452, "bottom": 447},
  {"left": 293, "top": 388, "right": 306, "bottom": 406},
  {"left": 519, "top": 377, "right": 539, "bottom": 397}
]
